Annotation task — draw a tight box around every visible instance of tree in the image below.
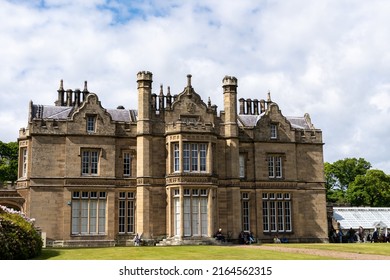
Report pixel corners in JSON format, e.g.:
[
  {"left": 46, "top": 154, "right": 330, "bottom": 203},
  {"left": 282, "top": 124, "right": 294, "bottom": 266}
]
[
  {"left": 0, "top": 141, "right": 18, "bottom": 185},
  {"left": 346, "top": 169, "right": 390, "bottom": 207},
  {"left": 324, "top": 158, "right": 371, "bottom": 204}
]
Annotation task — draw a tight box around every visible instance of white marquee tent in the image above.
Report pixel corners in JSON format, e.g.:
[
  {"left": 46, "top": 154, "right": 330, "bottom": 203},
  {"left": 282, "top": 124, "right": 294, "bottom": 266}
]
[{"left": 333, "top": 207, "right": 390, "bottom": 233}]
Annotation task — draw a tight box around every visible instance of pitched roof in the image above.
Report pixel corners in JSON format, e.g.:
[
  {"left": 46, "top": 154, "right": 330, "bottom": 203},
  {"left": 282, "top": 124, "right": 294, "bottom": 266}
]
[
  {"left": 31, "top": 105, "right": 137, "bottom": 122},
  {"left": 237, "top": 114, "right": 314, "bottom": 129},
  {"left": 333, "top": 207, "right": 390, "bottom": 229}
]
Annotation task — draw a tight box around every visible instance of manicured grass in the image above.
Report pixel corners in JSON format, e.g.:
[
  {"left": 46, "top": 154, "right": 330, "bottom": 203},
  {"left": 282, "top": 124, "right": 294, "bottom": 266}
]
[
  {"left": 262, "top": 242, "right": 390, "bottom": 257},
  {"left": 34, "top": 245, "right": 329, "bottom": 260},
  {"left": 32, "top": 243, "right": 390, "bottom": 260}
]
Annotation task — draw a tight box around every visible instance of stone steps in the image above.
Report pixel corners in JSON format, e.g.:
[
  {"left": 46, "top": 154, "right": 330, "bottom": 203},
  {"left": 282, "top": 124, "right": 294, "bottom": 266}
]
[{"left": 156, "top": 236, "right": 229, "bottom": 246}]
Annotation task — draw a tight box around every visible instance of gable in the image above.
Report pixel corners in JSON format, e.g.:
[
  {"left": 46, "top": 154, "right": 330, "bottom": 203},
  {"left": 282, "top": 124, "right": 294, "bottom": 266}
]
[{"left": 68, "top": 93, "right": 116, "bottom": 135}]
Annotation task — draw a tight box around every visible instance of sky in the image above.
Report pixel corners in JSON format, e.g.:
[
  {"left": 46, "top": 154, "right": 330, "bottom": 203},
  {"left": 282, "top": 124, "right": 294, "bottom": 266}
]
[{"left": 0, "top": 0, "right": 389, "bottom": 173}]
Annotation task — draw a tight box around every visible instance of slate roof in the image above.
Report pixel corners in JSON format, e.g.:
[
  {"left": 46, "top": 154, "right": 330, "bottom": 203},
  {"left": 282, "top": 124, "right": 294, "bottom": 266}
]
[
  {"left": 32, "top": 105, "right": 312, "bottom": 130},
  {"left": 285, "top": 116, "right": 310, "bottom": 129},
  {"left": 238, "top": 114, "right": 313, "bottom": 130},
  {"left": 31, "top": 105, "right": 138, "bottom": 122}
]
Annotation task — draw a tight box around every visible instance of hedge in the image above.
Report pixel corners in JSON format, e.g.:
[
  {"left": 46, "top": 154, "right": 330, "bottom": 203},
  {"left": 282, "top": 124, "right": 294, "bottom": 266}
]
[{"left": 0, "top": 205, "right": 43, "bottom": 259}]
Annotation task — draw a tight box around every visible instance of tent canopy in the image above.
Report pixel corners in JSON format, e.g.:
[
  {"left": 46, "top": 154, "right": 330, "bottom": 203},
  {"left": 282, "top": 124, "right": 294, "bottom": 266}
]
[{"left": 333, "top": 207, "right": 390, "bottom": 230}]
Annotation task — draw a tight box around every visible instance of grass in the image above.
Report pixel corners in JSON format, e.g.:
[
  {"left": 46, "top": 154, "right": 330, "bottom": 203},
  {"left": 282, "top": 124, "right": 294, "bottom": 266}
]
[
  {"left": 262, "top": 242, "right": 390, "bottom": 257},
  {"left": 33, "top": 243, "right": 390, "bottom": 260}
]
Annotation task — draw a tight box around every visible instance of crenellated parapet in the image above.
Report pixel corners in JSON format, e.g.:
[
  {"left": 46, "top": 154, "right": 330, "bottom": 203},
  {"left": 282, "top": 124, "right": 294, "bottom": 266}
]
[{"left": 137, "top": 71, "right": 153, "bottom": 81}]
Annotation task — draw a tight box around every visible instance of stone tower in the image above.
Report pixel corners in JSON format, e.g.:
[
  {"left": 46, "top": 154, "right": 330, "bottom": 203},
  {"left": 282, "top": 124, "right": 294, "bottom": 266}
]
[{"left": 136, "top": 71, "right": 153, "bottom": 238}]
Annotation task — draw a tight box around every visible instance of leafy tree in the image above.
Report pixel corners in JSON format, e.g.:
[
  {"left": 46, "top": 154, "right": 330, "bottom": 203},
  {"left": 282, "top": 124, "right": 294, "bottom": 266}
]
[
  {"left": 324, "top": 158, "right": 371, "bottom": 204},
  {"left": 0, "top": 141, "right": 18, "bottom": 185},
  {"left": 346, "top": 169, "right": 390, "bottom": 207}
]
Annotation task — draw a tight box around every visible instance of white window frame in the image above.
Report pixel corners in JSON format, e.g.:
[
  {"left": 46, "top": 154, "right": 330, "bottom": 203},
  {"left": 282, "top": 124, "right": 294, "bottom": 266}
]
[
  {"left": 239, "top": 154, "right": 245, "bottom": 178},
  {"left": 123, "top": 152, "right": 131, "bottom": 177},
  {"left": 82, "top": 149, "right": 99, "bottom": 176},
  {"left": 271, "top": 124, "right": 278, "bottom": 139},
  {"left": 262, "top": 192, "right": 292, "bottom": 233},
  {"left": 71, "top": 191, "right": 106, "bottom": 235},
  {"left": 183, "top": 189, "right": 208, "bottom": 237},
  {"left": 242, "top": 192, "right": 250, "bottom": 231},
  {"left": 21, "top": 147, "right": 28, "bottom": 178},
  {"left": 86, "top": 115, "right": 96, "bottom": 133},
  {"left": 268, "top": 155, "right": 283, "bottom": 178},
  {"left": 173, "top": 143, "right": 180, "bottom": 172},
  {"left": 173, "top": 142, "right": 208, "bottom": 173}
]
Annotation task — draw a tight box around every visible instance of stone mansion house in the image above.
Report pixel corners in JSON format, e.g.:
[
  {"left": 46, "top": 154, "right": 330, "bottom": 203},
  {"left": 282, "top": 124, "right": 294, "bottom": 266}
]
[{"left": 16, "top": 71, "right": 328, "bottom": 246}]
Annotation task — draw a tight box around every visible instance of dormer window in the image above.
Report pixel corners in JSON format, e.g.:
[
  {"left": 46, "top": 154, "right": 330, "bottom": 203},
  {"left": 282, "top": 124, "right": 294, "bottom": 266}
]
[
  {"left": 270, "top": 124, "right": 278, "bottom": 139},
  {"left": 87, "top": 115, "right": 96, "bottom": 133}
]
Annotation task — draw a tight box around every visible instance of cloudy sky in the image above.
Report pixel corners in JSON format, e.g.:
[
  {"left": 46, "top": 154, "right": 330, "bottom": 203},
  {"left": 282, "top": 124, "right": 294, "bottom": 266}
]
[{"left": 0, "top": 0, "right": 389, "bottom": 173}]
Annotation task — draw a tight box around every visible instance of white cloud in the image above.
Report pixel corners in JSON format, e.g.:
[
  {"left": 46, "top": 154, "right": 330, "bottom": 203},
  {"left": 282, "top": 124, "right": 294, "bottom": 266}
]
[{"left": 0, "top": 0, "right": 389, "bottom": 174}]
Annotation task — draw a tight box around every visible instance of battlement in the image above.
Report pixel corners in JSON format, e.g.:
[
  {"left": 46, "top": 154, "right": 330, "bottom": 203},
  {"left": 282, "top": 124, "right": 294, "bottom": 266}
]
[
  {"left": 137, "top": 71, "right": 153, "bottom": 81},
  {"left": 222, "top": 75, "right": 238, "bottom": 86}
]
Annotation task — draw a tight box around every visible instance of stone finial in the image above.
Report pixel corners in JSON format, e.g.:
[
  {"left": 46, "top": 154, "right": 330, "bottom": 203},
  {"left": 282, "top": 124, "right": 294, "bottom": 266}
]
[
  {"left": 56, "top": 79, "right": 65, "bottom": 106},
  {"left": 267, "top": 91, "right": 272, "bottom": 102},
  {"left": 159, "top": 84, "right": 164, "bottom": 96},
  {"left": 58, "top": 79, "right": 64, "bottom": 91},
  {"left": 208, "top": 97, "right": 211, "bottom": 108},
  {"left": 187, "top": 74, "right": 192, "bottom": 87},
  {"left": 83, "top": 81, "right": 88, "bottom": 93}
]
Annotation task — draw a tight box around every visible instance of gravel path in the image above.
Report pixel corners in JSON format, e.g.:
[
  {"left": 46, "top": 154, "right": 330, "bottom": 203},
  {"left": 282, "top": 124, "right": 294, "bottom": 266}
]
[{"left": 244, "top": 245, "right": 390, "bottom": 260}]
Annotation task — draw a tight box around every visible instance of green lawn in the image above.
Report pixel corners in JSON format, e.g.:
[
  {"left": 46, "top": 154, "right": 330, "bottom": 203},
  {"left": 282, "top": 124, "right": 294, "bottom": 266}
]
[
  {"left": 33, "top": 243, "right": 390, "bottom": 260},
  {"left": 262, "top": 242, "right": 390, "bottom": 256}
]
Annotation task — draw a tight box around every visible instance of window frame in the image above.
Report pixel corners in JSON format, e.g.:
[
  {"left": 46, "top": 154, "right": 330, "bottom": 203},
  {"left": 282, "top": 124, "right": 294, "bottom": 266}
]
[
  {"left": 173, "top": 142, "right": 208, "bottom": 173},
  {"left": 268, "top": 155, "right": 283, "bottom": 179},
  {"left": 123, "top": 152, "right": 131, "bottom": 177},
  {"left": 270, "top": 123, "right": 278, "bottom": 139},
  {"left": 20, "top": 147, "right": 28, "bottom": 178},
  {"left": 241, "top": 192, "right": 250, "bottom": 231},
  {"left": 118, "top": 191, "right": 136, "bottom": 234},
  {"left": 86, "top": 115, "right": 96, "bottom": 133},
  {"left": 262, "top": 192, "right": 292, "bottom": 233},
  {"left": 81, "top": 149, "right": 100, "bottom": 176},
  {"left": 173, "top": 143, "right": 180, "bottom": 172},
  {"left": 71, "top": 191, "right": 107, "bottom": 235},
  {"left": 239, "top": 153, "right": 246, "bottom": 179}
]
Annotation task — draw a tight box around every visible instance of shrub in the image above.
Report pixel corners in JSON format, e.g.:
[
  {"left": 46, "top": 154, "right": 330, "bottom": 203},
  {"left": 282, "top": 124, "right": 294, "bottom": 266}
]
[{"left": 0, "top": 205, "right": 43, "bottom": 259}]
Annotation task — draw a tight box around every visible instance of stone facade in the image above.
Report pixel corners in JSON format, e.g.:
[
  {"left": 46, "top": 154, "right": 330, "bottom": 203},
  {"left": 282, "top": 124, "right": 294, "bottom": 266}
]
[{"left": 16, "top": 71, "right": 328, "bottom": 246}]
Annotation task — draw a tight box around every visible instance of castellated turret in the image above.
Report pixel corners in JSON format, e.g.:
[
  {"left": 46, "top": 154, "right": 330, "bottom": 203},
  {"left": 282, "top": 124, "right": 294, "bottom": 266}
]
[
  {"left": 136, "top": 71, "right": 153, "bottom": 135},
  {"left": 222, "top": 75, "right": 238, "bottom": 134}
]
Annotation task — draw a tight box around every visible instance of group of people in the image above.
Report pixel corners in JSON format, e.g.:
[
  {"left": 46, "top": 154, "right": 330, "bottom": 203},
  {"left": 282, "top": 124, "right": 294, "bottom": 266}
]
[
  {"left": 215, "top": 229, "right": 257, "bottom": 244},
  {"left": 239, "top": 231, "right": 255, "bottom": 244},
  {"left": 330, "top": 226, "right": 390, "bottom": 243}
]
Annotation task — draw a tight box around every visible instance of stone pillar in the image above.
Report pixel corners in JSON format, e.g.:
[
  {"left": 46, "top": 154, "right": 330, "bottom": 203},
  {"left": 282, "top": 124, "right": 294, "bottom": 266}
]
[
  {"left": 56, "top": 80, "right": 65, "bottom": 106},
  {"left": 222, "top": 76, "right": 239, "bottom": 179},
  {"left": 136, "top": 71, "right": 153, "bottom": 239}
]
